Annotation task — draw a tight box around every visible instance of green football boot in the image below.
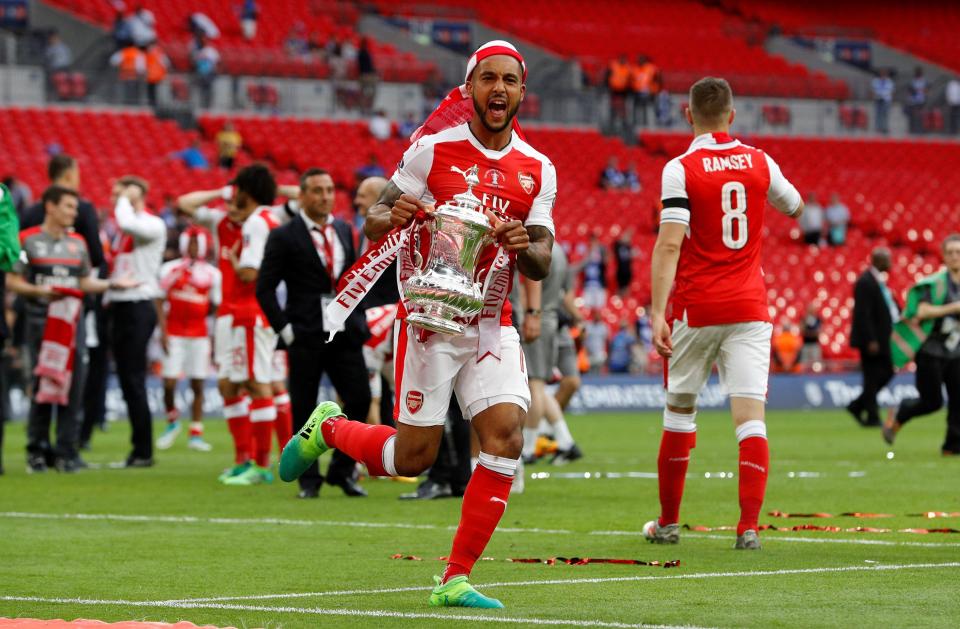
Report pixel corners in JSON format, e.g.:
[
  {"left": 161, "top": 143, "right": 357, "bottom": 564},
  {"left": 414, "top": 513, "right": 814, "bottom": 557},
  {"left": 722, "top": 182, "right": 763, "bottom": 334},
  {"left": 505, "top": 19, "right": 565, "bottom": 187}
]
[
  {"left": 223, "top": 463, "right": 273, "bottom": 486},
  {"left": 428, "top": 575, "right": 504, "bottom": 609},
  {"left": 218, "top": 460, "right": 251, "bottom": 483},
  {"left": 278, "top": 401, "right": 343, "bottom": 482}
]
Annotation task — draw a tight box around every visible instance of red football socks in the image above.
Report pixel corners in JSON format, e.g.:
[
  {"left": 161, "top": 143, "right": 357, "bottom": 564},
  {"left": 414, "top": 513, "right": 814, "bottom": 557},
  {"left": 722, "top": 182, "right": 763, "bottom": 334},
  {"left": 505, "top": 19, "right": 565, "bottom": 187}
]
[
  {"left": 224, "top": 396, "right": 251, "bottom": 465},
  {"left": 442, "top": 454, "right": 515, "bottom": 583},
  {"left": 737, "top": 435, "right": 769, "bottom": 535},
  {"left": 249, "top": 397, "right": 276, "bottom": 468},
  {"left": 321, "top": 417, "right": 396, "bottom": 477},
  {"left": 274, "top": 393, "right": 293, "bottom": 455},
  {"left": 657, "top": 429, "right": 696, "bottom": 526}
]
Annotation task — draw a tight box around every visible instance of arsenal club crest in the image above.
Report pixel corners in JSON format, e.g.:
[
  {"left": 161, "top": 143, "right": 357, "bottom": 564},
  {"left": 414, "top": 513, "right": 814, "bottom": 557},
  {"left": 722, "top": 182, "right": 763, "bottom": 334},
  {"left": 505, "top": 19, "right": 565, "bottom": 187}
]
[
  {"left": 518, "top": 171, "right": 536, "bottom": 195},
  {"left": 406, "top": 390, "right": 424, "bottom": 414}
]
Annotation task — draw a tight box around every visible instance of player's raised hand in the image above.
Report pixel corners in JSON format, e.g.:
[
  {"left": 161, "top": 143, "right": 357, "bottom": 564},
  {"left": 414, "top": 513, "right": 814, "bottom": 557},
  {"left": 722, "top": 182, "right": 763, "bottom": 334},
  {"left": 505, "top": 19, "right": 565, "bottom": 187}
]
[
  {"left": 391, "top": 194, "right": 432, "bottom": 228},
  {"left": 485, "top": 210, "right": 529, "bottom": 251},
  {"left": 652, "top": 314, "right": 673, "bottom": 358}
]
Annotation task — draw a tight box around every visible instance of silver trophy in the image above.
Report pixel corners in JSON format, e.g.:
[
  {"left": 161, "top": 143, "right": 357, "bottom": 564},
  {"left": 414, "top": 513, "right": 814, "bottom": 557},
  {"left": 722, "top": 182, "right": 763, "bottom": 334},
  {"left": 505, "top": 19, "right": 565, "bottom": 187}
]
[{"left": 403, "top": 165, "right": 493, "bottom": 335}]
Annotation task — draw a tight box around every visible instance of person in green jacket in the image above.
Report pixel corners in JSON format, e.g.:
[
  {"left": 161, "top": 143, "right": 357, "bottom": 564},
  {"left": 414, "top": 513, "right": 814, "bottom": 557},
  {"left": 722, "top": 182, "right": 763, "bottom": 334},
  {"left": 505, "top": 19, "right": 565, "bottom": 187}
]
[
  {"left": 885, "top": 234, "right": 960, "bottom": 455},
  {"left": 0, "top": 183, "right": 22, "bottom": 475}
]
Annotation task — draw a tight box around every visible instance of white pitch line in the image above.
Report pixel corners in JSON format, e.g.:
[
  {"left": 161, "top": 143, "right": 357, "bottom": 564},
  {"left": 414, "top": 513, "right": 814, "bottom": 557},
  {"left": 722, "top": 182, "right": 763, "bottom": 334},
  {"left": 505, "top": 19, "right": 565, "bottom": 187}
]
[
  {"left": 0, "top": 595, "right": 705, "bottom": 629},
  {"left": 160, "top": 561, "right": 960, "bottom": 605}
]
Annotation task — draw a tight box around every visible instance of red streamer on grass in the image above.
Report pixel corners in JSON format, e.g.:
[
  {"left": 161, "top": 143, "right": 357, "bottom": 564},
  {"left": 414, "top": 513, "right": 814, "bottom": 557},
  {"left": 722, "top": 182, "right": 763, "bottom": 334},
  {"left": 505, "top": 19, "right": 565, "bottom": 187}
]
[
  {"left": 390, "top": 554, "right": 679, "bottom": 567},
  {"left": 685, "top": 524, "right": 959, "bottom": 534},
  {"left": 769, "top": 510, "right": 955, "bottom": 519}
]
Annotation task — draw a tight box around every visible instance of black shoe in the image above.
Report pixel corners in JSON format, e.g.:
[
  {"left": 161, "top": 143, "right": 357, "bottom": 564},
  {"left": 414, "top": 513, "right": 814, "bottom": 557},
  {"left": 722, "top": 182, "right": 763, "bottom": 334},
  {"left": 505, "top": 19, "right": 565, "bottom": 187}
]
[
  {"left": 297, "top": 486, "right": 320, "bottom": 499},
  {"left": 846, "top": 403, "right": 867, "bottom": 426},
  {"left": 327, "top": 476, "right": 367, "bottom": 497},
  {"left": 55, "top": 457, "right": 81, "bottom": 473},
  {"left": 399, "top": 480, "right": 452, "bottom": 500},
  {"left": 521, "top": 453, "right": 538, "bottom": 465},
  {"left": 862, "top": 416, "right": 882, "bottom": 427},
  {"left": 111, "top": 456, "right": 154, "bottom": 469},
  {"left": 79, "top": 440, "right": 91, "bottom": 452},
  {"left": 26, "top": 455, "right": 47, "bottom": 474},
  {"left": 551, "top": 443, "right": 584, "bottom": 466}
]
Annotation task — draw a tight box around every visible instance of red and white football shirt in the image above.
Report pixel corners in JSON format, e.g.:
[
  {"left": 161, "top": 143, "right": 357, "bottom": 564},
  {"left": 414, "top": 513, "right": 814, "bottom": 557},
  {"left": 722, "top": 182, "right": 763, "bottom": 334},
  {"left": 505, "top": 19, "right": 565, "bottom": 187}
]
[
  {"left": 159, "top": 259, "right": 222, "bottom": 338},
  {"left": 391, "top": 123, "right": 557, "bottom": 326},
  {"left": 660, "top": 132, "right": 801, "bottom": 327},
  {"left": 234, "top": 206, "right": 280, "bottom": 326}
]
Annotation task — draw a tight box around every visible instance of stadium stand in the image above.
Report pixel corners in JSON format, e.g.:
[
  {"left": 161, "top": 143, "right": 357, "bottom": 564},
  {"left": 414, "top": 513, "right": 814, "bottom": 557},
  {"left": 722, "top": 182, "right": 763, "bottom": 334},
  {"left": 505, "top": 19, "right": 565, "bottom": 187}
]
[
  {"left": 371, "top": 0, "right": 849, "bottom": 98},
  {"left": 724, "top": 1, "right": 960, "bottom": 74},
  {"left": 43, "top": 0, "right": 437, "bottom": 81}
]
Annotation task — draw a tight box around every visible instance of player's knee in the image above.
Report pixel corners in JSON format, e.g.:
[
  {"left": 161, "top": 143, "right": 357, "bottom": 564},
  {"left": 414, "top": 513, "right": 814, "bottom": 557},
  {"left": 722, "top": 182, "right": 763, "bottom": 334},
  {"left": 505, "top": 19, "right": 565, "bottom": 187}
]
[{"left": 666, "top": 392, "right": 697, "bottom": 412}]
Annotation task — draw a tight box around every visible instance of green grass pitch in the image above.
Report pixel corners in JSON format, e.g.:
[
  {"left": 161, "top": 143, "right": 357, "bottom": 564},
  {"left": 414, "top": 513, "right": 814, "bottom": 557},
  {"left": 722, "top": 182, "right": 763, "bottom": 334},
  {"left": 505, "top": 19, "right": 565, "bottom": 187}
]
[{"left": 1, "top": 410, "right": 958, "bottom": 628}]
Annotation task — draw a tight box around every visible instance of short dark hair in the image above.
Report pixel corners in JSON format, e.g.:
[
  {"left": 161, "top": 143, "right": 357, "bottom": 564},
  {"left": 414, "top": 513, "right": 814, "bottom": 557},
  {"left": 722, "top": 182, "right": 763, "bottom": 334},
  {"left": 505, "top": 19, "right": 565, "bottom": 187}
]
[
  {"left": 48, "top": 154, "right": 77, "bottom": 183},
  {"left": 943, "top": 234, "right": 960, "bottom": 252},
  {"left": 117, "top": 175, "right": 150, "bottom": 197},
  {"left": 42, "top": 185, "right": 79, "bottom": 208},
  {"left": 689, "top": 77, "right": 733, "bottom": 125},
  {"left": 300, "top": 167, "right": 331, "bottom": 190},
  {"left": 232, "top": 163, "right": 277, "bottom": 206}
]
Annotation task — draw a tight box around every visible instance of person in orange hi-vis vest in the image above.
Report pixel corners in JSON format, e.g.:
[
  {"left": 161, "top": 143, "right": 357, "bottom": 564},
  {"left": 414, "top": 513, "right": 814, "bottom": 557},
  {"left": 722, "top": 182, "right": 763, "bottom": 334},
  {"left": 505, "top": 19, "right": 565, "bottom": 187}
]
[
  {"left": 145, "top": 43, "right": 169, "bottom": 108},
  {"left": 109, "top": 45, "right": 146, "bottom": 104}
]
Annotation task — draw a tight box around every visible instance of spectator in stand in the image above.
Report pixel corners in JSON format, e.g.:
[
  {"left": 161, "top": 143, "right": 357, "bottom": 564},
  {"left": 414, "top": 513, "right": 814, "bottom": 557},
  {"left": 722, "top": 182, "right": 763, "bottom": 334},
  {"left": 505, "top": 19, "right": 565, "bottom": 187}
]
[
  {"left": 907, "top": 66, "right": 929, "bottom": 134},
  {"left": 216, "top": 121, "right": 242, "bottom": 170},
  {"left": 800, "top": 303, "right": 822, "bottom": 368},
  {"left": 871, "top": 68, "right": 894, "bottom": 134},
  {"left": 129, "top": 5, "right": 156, "bottom": 48},
  {"left": 799, "top": 192, "right": 823, "bottom": 245},
  {"left": 355, "top": 153, "right": 385, "bottom": 183},
  {"left": 947, "top": 76, "right": 960, "bottom": 136},
  {"left": 110, "top": 43, "right": 146, "bottom": 105},
  {"left": 584, "top": 310, "right": 609, "bottom": 374},
  {"left": 600, "top": 156, "right": 626, "bottom": 190},
  {"left": 2, "top": 176, "right": 31, "bottom": 215},
  {"left": 107, "top": 176, "right": 166, "bottom": 467},
  {"left": 655, "top": 90, "right": 674, "bottom": 127},
  {"left": 191, "top": 35, "right": 219, "bottom": 109},
  {"left": 825, "top": 193, "right": 850, "bottom": 246},
  {"left": 43, "top": 31, "right": 72, "bottom": 75},
  {"left": 368, "top": 110, "right": 392, "bottom": 141},
  {"left": 849, "top": 247, "right": 898, "bottom": 427},
  {"left": 398, "top": 112, "right": 418, "bottom": 140},
  {"left": 284, "top": 23, "right": 309, "bottom": 59},
  {"left": 580, "top": 234, "right": 608, "bottom": 309},
  {"left": 772, "top": 319, "right": 803, "bottom": 373},
  {"left": 144, "top": 41, "right": 169, "bottom": 108},
  {"left": 170, "top": 139, "right": 210, "bottom": 170},
  {"left": 635, "top": 307, "right": 652, "bottom": 374},
  {"left": 631, "top": 55, "right": 657, "bottom": 126},
  {"left": 239, "top": 0, "right": 259, "bottom": 41},
  {"left": 607, "top": 320, "right": 636, "bottom": 374},
  {"left": 623, "top": 162, "right": 641, "bottom": 193},
  {"left": 189, "top": 12, "right": 220, "bottom": 41},
  {"left": 613, "top": 229, "right": 633, "bottom": 297},
  {"left": 606, "top": 54, "right": 632, "bottom": 133},
  {"left": 357, "top": 37, "right": 378, "bottom": 115}
]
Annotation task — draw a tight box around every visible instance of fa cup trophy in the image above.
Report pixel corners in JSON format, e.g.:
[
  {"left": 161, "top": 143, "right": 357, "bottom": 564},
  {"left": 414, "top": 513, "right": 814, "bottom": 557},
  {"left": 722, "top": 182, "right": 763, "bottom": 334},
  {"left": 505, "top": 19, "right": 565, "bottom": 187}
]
[{"left": 403, "top": 165, "right": 493, "bottom": 335}]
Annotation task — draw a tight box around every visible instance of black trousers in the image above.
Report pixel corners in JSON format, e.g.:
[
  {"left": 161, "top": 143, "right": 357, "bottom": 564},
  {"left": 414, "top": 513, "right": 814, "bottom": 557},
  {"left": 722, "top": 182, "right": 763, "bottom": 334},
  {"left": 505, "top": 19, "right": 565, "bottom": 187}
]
[
  {"left": 897, "top": 351, "right": 960, "bottom": 452},
  {"left": 24, "top": 315, "right": 86, "bottom": 462},
  {"left": 80, "top": 303, "right": 109, "bottom": 446},
  {"left": 851, "top": 350, "right": 894, "bottom": 423},
  {"left": 109, "top": 300, "right": 157, "bottom": 460},
  {"left": 288, "top": 340, "right": 370, "bottom": 491},
  {"left": 426, "top": 399, "right": 472, "bottom": 495}
]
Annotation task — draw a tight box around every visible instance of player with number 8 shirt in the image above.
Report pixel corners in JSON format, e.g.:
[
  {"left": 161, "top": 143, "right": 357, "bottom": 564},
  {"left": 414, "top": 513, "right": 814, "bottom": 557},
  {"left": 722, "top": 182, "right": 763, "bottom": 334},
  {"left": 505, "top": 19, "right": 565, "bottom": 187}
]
[{"left": 643, "top": 77, "right": 804, "bottom": 550}]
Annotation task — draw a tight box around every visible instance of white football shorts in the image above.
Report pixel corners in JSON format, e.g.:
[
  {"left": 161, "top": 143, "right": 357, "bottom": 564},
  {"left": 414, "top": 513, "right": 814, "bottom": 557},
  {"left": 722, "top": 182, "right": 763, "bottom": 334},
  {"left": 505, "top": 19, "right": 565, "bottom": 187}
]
[
  {"left": 271, "top": 348, "right": 288, "bottom": 382},
  {"left": 667, "top": 318, "right": 773, "bottom": 402},
  {"left": 213, "top": 314, "right": 234, "bottom": 380},
  {"left": 161, "top": 335, "right": 211, "bottom": 380},
  {"left": 393, "top": 321, "right": 530, "bottom": 427},
  {"left": 229, "top": 320, "right": 278, "bottom": 384}
]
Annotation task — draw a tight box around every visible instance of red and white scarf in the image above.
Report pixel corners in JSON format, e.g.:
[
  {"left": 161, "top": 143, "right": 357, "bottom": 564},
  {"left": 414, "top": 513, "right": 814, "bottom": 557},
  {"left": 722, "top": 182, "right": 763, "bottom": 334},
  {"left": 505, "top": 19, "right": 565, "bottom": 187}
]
[{"left": 34, "top": 288, "right": 84, "bottom": 406}]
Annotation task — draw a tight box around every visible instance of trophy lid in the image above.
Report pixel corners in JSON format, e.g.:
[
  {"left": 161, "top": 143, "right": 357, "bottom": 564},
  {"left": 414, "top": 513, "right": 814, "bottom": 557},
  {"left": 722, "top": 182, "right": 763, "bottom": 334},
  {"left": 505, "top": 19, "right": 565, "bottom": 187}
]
[{"left": 439, "top": 165, "right": 490, "bottom": 229}]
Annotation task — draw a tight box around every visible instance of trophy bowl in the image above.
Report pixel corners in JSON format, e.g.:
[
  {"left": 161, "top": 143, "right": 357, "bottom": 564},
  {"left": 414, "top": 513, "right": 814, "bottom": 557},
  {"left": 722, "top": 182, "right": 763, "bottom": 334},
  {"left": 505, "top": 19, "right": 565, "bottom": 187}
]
[{"left": 404, "top": 166, "right": 493, "bottom": 335}]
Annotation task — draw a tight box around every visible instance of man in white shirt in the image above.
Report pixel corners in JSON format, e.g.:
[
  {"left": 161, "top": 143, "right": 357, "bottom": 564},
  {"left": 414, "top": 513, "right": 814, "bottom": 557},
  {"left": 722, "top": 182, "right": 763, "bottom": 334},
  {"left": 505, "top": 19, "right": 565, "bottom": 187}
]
[
  {"left": 107, "top": 176, "right": 166, "bottom": 467},
  {"left": 947, "top": 77, "right": 960, "bottom": 136}
]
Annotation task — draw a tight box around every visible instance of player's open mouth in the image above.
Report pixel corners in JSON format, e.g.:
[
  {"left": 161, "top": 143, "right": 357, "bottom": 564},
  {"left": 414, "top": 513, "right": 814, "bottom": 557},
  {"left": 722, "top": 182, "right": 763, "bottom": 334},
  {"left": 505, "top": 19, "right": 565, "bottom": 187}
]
[{"left": 488, "top": 99, "right": 507, "bottom": 120}]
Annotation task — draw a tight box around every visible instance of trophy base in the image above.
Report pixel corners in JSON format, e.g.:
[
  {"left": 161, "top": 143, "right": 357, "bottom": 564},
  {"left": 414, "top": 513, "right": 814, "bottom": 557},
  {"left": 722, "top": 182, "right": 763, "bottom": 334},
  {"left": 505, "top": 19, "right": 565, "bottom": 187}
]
[{"left": 406, "top": 312, "right": 466, "bottom": 336}]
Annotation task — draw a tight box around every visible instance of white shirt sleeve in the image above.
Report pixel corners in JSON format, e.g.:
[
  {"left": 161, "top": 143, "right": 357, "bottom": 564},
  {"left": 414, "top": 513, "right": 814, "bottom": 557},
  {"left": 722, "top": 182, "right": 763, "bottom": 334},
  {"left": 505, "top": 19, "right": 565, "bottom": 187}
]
[
  {"left": 390, "top": 139, "right": 434, "bottom": 199},
  {"left": 238, "top": 214, "right": 269, "bottom": 270},
  {"left": 525, "top": 160, "right": 557, "bottom": 235},
  {"left": 765, "top": 153, "right": 802, "bottom": 217},
  {"left": 193, "top": 206, "right": 225, "bottom": 227},
  {"left": 659, "top": 158, "right": 689, "bottom": 226},
  {"left": 209, "top": 266, "right": 222, "bottom": 306},
  {"left": 115, "top": 196, "right": 166, "bottom": 242}
]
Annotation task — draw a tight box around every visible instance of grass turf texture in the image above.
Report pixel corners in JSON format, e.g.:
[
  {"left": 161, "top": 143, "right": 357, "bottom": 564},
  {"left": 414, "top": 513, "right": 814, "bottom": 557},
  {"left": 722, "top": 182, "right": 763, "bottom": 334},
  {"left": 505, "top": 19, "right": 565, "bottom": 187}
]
[{"left": 1, "top": 410, "right": 958, "bottom": 628}]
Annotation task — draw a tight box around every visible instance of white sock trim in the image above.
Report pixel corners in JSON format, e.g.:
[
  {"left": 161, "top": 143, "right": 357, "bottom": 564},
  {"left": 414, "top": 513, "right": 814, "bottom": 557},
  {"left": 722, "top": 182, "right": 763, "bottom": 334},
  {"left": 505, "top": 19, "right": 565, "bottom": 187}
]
[
  {"left": 381, "top": 435, "right": 397, "bottom": 476},
  {"left": 250, "top": 404, "right": 277, "bottom": 423},
  {"left": 663, "top": 408, "right": 697, "bottom": 433},
  {"left": 736, "top": 419, "right": 767, "bottom": 442},
  {"left": 478, "top": 451, "right": 518, "bottom": 477},
  {"left": 274, "top": 393, "right": 290, "bottom": 405}
]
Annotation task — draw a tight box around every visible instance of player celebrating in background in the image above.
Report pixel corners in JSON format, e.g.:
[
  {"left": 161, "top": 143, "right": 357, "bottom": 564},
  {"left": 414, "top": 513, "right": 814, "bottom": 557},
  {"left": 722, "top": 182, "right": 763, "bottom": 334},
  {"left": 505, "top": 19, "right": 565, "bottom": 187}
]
[
  {"left": 643, "top": 77, "right": 803, "bottom": 550},
  {"left": 280, "top": 40, "right": 556, "bottom": 608},
  {"left": 155, "top": 226, "right": 222, "bottom": 452}
]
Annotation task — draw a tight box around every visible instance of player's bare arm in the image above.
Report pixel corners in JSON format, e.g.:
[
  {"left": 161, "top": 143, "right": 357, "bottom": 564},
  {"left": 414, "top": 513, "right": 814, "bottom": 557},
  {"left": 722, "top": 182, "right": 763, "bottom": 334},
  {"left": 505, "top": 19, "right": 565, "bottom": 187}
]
[
  {"left": 513, "top": 225, "right": 553, "bottom": 280},
  {"left": 650, "top": 222, "right": 686, "bottom": 358},
  {"left": 365, "top": 181, "right": 413, "bottom": 242},
  {"left": 176, "top": 188, "right": 227, "bottom": 216}
]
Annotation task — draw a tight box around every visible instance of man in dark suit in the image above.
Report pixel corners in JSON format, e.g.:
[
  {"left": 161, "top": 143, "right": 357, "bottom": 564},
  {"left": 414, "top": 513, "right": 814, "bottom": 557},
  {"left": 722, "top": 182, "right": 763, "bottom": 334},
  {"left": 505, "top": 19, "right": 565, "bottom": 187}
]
[
  {"left": 849, "top": 247, "right": 899, "bottom": 426},
  {"left": 256, "top": 168, "right": 371, "bottom": 498}
]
